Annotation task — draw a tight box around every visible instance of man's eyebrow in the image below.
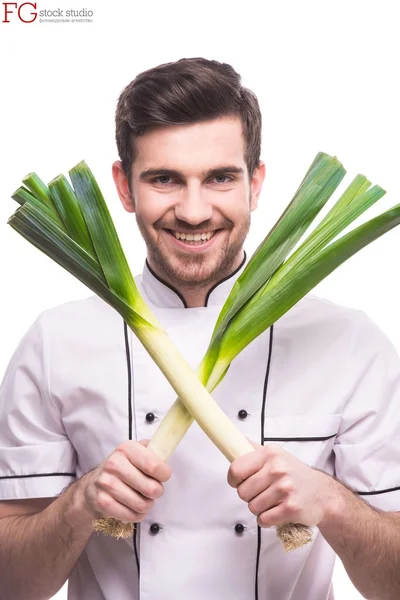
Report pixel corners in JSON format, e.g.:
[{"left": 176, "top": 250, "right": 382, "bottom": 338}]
[{"left": 139, "top": 166, "right": 244, "bottom": 180}]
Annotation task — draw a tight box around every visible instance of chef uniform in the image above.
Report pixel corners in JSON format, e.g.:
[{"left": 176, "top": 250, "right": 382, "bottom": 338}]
[{"left": 1, "top": 258, "right": 400, "bottom": 600}]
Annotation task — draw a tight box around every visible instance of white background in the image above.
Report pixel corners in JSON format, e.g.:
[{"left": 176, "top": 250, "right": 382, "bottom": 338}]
[{"left": 1, "top": 0, "right": 399, "bottom": 598}]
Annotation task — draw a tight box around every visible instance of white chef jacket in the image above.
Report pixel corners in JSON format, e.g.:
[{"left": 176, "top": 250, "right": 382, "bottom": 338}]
[{"left": 1, "top": 258, "right": 400, "bottom": 600}]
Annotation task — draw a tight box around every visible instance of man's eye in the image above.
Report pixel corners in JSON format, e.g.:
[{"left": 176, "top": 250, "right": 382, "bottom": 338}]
[
  {"left": 153, "top": 176, "right": 174, "bottom": 185},
  {"left": 151, "top": 175, "right": 232, "bottom": 185},
  {"left": 212, "top": 175, "right": 232, "bottom": 185}
]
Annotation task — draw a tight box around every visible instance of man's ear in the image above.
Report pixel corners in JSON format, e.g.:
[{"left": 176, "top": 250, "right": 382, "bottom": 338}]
[
  {"left": 112, "top": 161, "right": 135, "bottom": 213},
  {"left": 250, "top": 161, "right": 266, "bottom": 212}
]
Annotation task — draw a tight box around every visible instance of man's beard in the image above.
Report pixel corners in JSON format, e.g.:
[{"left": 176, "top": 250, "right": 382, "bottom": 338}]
[{"left": 135, "top": 212, "right": 251, "bottom": 289}]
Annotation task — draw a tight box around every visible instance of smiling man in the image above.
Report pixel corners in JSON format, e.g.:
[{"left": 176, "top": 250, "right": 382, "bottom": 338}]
[
  {"left": 113, "top": 115, "right": 263, "bottom": 306},
  {"left": 1, "top": 57, "right": 400, "bottom": 600}
]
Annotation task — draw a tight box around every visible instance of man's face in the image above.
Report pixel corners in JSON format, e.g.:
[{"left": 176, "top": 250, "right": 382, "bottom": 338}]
[{"left": 115, "top": 116, "right": 264, "bottom": 288}]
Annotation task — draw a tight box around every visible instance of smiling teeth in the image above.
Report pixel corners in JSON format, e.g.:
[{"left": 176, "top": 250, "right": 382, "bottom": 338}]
[{"left": 174, "top": 231, "right": 214, "bottom": 241}]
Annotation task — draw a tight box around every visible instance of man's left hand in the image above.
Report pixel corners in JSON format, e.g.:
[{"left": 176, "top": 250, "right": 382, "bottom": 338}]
[{"left": 227, "top": 442, "right": 339, "bottom": 528}]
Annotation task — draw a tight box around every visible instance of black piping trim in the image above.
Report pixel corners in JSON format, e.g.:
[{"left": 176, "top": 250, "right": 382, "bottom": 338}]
[
  {"left": 145, "top": 260, "right": 188, "bottom": 308},
  {"left": 204, "top": 251, "right": 247, "bottom": 307},
  {"left": 264, "top": 433, "right": 336, "bottom": 442},
  {"left": 255, "top": 526, "right": 261, "bottom": 600},
  {"left": 358, "top": 486, "right": 400, "bottom": 496},
  {"left": 145, "top": 251, "right": 247, "bottom": 310},
  {"left": 133, "top": 524, "right": 140, "bottom": 575},
  {"left": 124, "top": 321, "right": 133, "bottom": 441},
  {"left": 255, "top": 324, "right": 274, "bottom": 600},
  {"left": 0, "top": 472, "right": 76, "bottom": 480},
  {"left": 124, "top": 320, "right": 140, "bottom": 582}
]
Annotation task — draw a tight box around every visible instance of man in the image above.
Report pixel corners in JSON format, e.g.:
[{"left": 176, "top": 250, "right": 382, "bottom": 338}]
[{"left": 0, "top": 57, "right": 399, "bottom": 600}]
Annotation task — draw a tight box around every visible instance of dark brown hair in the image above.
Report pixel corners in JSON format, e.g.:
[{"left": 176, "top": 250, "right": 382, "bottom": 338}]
[{"left": 115, "top": 57, "right": 262, "bottom": 185}]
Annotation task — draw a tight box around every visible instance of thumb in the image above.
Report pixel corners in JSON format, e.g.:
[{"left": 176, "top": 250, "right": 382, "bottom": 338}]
[
  {"left": 138, "top": 439, "right": 150, "bottom": 447},
  {"left": 248, "top": 438, "right": 263, "bottom": 451}
]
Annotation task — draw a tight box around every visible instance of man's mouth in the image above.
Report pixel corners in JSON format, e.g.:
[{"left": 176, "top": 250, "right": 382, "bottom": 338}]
[{"left": 166, "top": 229, "right": 219, "bottom": 246}]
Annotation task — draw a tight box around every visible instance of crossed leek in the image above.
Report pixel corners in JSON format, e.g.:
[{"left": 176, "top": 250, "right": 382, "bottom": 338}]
[{"left": 8, "top": 152, "right": 400, "bottom": 552}]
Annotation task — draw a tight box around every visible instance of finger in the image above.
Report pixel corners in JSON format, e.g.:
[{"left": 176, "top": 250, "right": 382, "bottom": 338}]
[
  {"left": 95, "top": 492, "right": 148, "bottom": 523},
  {"left": 99, "top": 476, "right": 155, "bottom": 515},
  {"left": 227, "top": 450, "right": 268, "bottom": 488},
  {"left": 236, "top": 464, "right": 272, "bottom": 502},
  {"left": 118, "top": 441, "right": 172, "bottom": 483},
  {"left": 248, "top": 440, "right": 263, "bottom": 451},
  {"left": 107, "top": 454, "right": 165, "bottom": 500},
  {"left": 247, "top": 486, "right": 282, "bottom": 517},
  {"left": 228, "top": 444, "right": 282, "bottom": 488},
  {"left": 257, "top": 505, "right": 288, "bottom": 528}
]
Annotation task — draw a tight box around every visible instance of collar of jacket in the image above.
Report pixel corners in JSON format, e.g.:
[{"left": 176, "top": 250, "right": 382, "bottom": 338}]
[{"left": 140, "top": 251, "right": 247, "bottom": 309}]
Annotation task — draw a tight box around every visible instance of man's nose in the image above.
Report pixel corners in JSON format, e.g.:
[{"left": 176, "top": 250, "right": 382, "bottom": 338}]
[{"left": 174, "top": 187, "right": 213, "bottom": 225}]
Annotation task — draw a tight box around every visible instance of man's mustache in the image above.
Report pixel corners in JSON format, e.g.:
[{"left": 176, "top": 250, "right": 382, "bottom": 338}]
[{"left": 153, "top": 217, "right": 234, "bottom": 232}]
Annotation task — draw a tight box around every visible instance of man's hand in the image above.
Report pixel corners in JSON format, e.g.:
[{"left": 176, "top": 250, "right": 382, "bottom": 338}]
[
  {"left": 76, "top": 440, "right": 172, "bottom": 524},
  {"left": 228, "top": 441, "right": 337, "bottom": 528}
]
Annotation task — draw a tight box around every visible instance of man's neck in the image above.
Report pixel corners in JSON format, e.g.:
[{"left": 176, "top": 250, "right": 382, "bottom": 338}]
[
  {"left": 147, "top": 251, "right": 245, "bottom": 308},
  {"left": 178, "top": 284, "right": 213, "bottom": 309}
]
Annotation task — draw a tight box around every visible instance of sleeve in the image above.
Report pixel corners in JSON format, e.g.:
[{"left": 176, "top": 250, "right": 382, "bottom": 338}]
[
  {"left": 333, "top": 310, "right": 400, "bottom": 511},
  {"left": 0, "top": 311, "right": 77, "bottom": 499}
]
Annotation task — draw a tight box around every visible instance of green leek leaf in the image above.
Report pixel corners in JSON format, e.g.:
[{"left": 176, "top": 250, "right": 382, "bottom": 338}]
[
  {"left": 7, "top": 202, "right": 156, "bottom": 334},
  {"left": 210, "top": 201, "right": 400, "bottom": 386},
  {"left": 213, "top": 153, "right": 346, "bottom": 337},
  {"left": 68, "top": 161, "right": 155, "bottom": 324},
  {"left": 48, "top": 175, "right": 96, "bottom": 258},
  {"left": 22, "top": 173, "right": 56, "bottom": 212},
  {"left": 11, "top": 185, "right": 65, "bottom": 230}
]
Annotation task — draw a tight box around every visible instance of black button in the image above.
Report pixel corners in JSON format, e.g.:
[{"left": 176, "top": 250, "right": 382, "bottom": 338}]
[
  {"left": 238, "top": 409, "right": 248, "bottom": 420},
  {"left": 235, "top": 523, "right": 245, "bottom": 534},
  {"left": 145, "top": 412, "right": 155, "bottom": 423},
  {"left": 149, "top": 523, "right": 160, "bottom": 534}
]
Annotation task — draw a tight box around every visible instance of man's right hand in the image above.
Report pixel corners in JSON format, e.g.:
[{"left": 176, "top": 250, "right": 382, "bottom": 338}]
[{"left": 77, "top": 440, "right": 172, "bottom": 524}]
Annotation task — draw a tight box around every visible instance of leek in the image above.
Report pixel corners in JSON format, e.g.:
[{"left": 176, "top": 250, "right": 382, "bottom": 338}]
[{"left": 7, "top": 153, "right": 400, "bottom": 552}]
